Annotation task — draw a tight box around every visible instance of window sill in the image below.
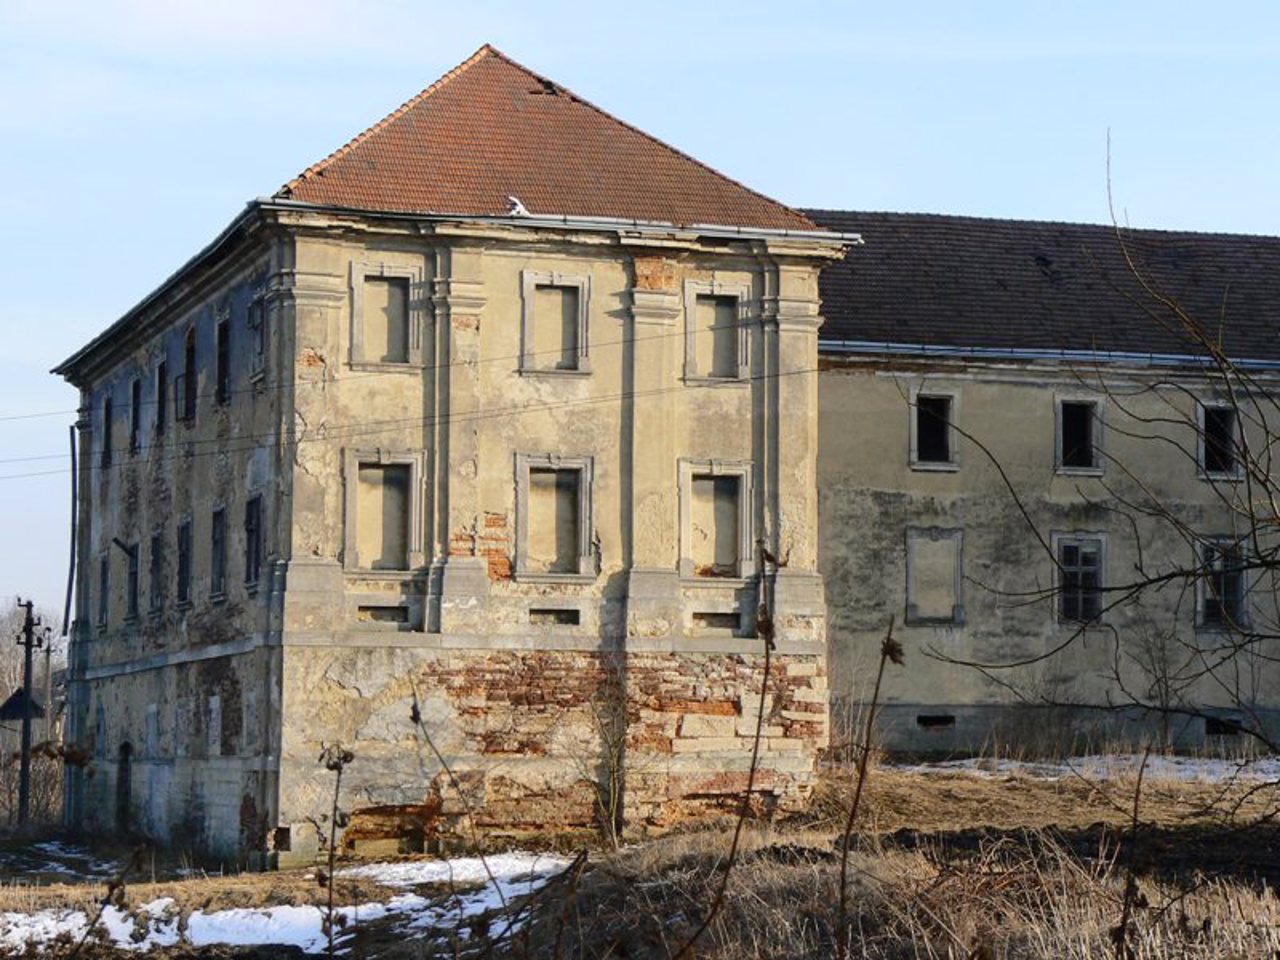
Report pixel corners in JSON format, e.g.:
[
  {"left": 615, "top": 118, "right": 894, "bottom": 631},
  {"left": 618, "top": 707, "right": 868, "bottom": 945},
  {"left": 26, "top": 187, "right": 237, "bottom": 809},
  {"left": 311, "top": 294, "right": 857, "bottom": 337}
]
[
  {"left": 681, "top": 575, "right": 753, "bottom": 588},
  {"left": 176, "top": 599, "right": 192, "bottom": 612},
  {"left": 1199, "top": 471, "right": 1243, "bottom": 484},
  {"left": 910, "top": 460, "right": 959, "bottom": 473},
  {"left": 519, "top": 367, "right": 592, "bottom": 378},
  {"left": 209, "top": 591, "right": 227, "bottom": 605},
  {"left": 1056, "top": 466, "right": 1104, "bottom": 477},
  {"left": 344, "top": 568, "right": 421, "bottom": 580},
  {"left": 349, "top": 361, "right": 422, "bottom": 373},
  {"left": 513, "top": 571, "right": 597, "bottom": 585},
  {"left": 683, "top": 376, "right": 748, "bottom": 387},
  {"left": 1196, "top": 621, "right": 1249, "bottom": 635}
]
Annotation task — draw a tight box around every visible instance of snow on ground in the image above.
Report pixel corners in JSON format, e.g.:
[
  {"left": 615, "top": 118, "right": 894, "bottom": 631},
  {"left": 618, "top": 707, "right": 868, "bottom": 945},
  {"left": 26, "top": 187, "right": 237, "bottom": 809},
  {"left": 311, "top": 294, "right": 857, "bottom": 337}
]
[
  {"left": 889, "top": 754, "right": 1280, "bottom": 782},
  {"left": 0, "top": 852, "right": 569, "bottom": 956}
]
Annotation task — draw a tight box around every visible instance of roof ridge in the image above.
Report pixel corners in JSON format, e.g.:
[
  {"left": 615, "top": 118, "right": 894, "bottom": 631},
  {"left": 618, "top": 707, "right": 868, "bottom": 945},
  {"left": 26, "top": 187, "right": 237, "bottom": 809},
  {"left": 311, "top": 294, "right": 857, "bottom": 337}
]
[{"left": 278, "top": 44, "right": 499, "bottom": 198}]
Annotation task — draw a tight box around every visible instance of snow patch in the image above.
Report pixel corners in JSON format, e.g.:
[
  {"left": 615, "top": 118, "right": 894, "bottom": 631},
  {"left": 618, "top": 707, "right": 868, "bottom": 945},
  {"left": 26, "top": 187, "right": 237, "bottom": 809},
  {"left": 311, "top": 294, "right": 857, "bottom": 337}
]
[{"left": 889, "top": 754, "right": 1280, "bottom": 782}]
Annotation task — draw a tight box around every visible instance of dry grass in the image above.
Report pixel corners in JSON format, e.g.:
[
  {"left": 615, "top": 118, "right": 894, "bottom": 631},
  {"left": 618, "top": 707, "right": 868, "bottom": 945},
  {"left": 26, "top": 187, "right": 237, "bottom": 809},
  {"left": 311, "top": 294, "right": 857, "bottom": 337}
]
[{"left": 513, "top": 825, "right": 1280, "bottom": 959}]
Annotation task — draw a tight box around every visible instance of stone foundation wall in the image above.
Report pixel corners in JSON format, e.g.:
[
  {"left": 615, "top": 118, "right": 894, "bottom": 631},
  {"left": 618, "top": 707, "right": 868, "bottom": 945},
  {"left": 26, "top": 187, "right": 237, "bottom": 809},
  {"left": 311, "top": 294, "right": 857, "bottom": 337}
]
[{"left": 276, "top": 643, "right": 826, "bottom": 863}]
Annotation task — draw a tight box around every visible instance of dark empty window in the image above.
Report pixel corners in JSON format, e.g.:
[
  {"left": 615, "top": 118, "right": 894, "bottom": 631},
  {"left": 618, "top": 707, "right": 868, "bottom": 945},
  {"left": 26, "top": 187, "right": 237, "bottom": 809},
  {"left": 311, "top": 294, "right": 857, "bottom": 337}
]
[
  {"left": 155, "top": 361, "right": 167, "bottom": 438},
  {"left": 177, "top": 521, "right": 192, "bottom": 605},
  {"left": 149, "top": 531, "right": 164, "bottom": 613},
  {"left": 129, "top": 378, "right": 141, "bottom": 454},
  {"left": 125, "top": 543, "right": 139, "bottom": 620},
  {"left": 1202, "top": 406, "right": 1238, "bottom": 475},
  {"left": 244, "top": 495, "right": 263, "bottom": 585},
  {"left": 1058, "top": 537, "right": 1102, "bottom": 623},
  {"left": 100, "top": 396, "right": 113, "bottom": 467},
  {"left": 97, "top": 555, "right": 109, "bottom": 626},
  {"left": 211, "top": 508, "right": 227, "bottom": 597},
  {"left": 178, "top": 328, "right": 197, "bottom": 422},
  {"left": 248, "top": 298, "right": 266, "bottom": 377},
  {"left": 1202, "top": 542, "right": 1245, "bottom": 628},
  {"left": 915, "top": 395, "right": 952, "bottom": 464},
  {"left": 1205, "top": 715, "right": 1242, "bottom": 736},
  {"left": 215, "top": 319, "right": 230, "bottom": 404},
  {"left": 1060, "top": 401, "right": 1097, "bottom": 469}
]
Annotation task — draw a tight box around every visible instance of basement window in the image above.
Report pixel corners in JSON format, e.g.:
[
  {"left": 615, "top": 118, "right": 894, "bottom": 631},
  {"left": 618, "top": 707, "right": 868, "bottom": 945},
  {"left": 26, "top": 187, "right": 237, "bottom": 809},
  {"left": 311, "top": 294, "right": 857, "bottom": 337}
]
[
  {"left": 1058, "top": 400, "right": 1100, "bottom": 472},
  {"left": 515, "top": 454, "right": 594, "bottom": 579},
  {"left": 529, "top": 608, "right": 580, "bottom": 626},
  {"left": 911, "top": 393, "right": 955, "bottom": 468},
  {"left": 1200, "top": 404, "right": 1240, "bottom": 478},
  {"left": 356, "top": 605, "right": 409, "bottom": 624},
  {"left": 521, "top": 271, "right": 590, "bottom": 373},
  {"left": 692, "top": 611, "right": 740, "bottom": 632},
  {"left": 916, "top": 714, "right": 957, "bottom": 729},
  {"left": 1205, "top": 715, "right": 1243, "bottom": 737}
]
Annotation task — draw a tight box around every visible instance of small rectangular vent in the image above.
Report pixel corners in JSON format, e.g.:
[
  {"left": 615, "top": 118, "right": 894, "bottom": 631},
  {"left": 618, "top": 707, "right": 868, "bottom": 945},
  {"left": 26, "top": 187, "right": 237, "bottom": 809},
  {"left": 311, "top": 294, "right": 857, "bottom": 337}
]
[
  {"left": 357, "top": 605, "right": 408, "bottom": 624},
  {"left": 693, "top": 611, "right": 740, "bottom": 632},
  {"left": 916, "top": 714, "right": 957, "bottom": 729},
  {"left": 530, "top": 608, "right": 579, "bottom": 626}
]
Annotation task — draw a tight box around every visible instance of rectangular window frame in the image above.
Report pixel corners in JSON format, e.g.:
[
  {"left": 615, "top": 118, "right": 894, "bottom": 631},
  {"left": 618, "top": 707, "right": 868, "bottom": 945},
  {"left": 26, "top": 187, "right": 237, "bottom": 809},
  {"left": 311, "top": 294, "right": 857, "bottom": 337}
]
[
  {"left": 125, "top": 541, "right": 140, "bottom": 621},
  {"left": 678, "top": 458, "right": 755, "bottom": 582},
  {"left": 1198, "top": 537, "right": 1249, "bottom": 631},
  {"left": 520, "top": 270, "right": 591, "bottom": 376},
  {"left": 176, "top": 519, "right": 192, "bottom": 608},
  {"left": 905, "top": 526, "right": 965, "bottom": 625},
  {"left": 154, "top": 360, "right": 167, "bottom": 439},
  {"left": 176, "top": 327, "right": 197, "bottom": 424},
  {"left": 1053, "top": 532, "right": 1106, "bottom": 625},
  {"left": 129, "top": 377, "right": 142, "bottom": 455},
  {"left": 210, "top": 507, "right": 227, "bottom": 600},
  {"left": 215, "top": 314, "right": 230, "bottom": 405},
  {"left": 682, "top": 280, "right": 751, "bottom": 383},
  {"left": 349, "top": 261, "right": 425, "bottom": 369},
  {"left": 514, "top": 453, "right": 596, "bottom": 582},
  {"left": 100, "top": 395, "right": 113, "bottom": 468},
  {"left": 97, "top": 554, "right": 109, "bottom": 628},
  {"left": 244, "top": 494, "right": 263, "bottom": 587},
  {"left": 247, "top": 295, "right": 267, "bottom": 382},
  {"left": 342, "top": 449, "right": 425, "bottom": 573},
  {"left": 909, "top": 387, "right": 959, "bottom": 471},
  {"left": 1198, "top": 402, "right": 1242, "bottom": 480},
  {"left": 1056, "top": 397, "right": 1103, "bottom": 475},
  {"left": 148, "top": 529, "right": 164, "bottom": 616}
]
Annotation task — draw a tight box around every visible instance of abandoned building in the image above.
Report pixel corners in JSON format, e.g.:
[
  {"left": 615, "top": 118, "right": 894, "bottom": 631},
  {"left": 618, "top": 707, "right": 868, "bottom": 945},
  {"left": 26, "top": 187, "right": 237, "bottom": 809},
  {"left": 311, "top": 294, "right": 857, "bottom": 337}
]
[{"left": 55, "top": 46, "right": 1280, "bottom": 862}]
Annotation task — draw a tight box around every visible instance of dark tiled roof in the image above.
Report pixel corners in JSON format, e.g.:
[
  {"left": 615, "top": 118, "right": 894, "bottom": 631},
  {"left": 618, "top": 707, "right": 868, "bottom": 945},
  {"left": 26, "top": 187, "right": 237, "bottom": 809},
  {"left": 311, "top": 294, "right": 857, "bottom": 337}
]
[
  {"left": 806, "top": 210, "right": 1280, "bottom": 362},
  {"left": 279, "top": 45, "right": 816, "bottom": 232}
]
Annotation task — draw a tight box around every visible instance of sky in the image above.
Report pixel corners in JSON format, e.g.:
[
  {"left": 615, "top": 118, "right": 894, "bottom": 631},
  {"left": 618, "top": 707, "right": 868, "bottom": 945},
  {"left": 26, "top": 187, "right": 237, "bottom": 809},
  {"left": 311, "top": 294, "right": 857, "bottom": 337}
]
[{"left": 0, "top": 0, "right": 1277, "bottom": 614}]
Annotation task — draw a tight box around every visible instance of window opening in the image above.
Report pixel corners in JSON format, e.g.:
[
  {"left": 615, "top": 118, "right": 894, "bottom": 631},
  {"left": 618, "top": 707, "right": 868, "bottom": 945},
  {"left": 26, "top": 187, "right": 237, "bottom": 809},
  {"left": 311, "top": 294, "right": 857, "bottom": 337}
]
[
  {"left": 1058, "top": 537, "right": 1102, "bottom": 623},
  {"left": 1202, "top": 541, "right": 1245, "bottom": 628},
  {"left": 211, "top": 508, "right": 226, "bottom": 596},
  {"left": 244, "top": 495, "right": 263, "bottom": 585},
  {"left": 129, "top": 378, "right": 141, "bottom": 454},
  {"left": 149, "top": 531, "right": 164, "bottom": 613},
  {"left": 1203, "top": 406, "right": 1238, "bottom": 475},
  {"left": 176, "top": 520, "right": 192, "bottom": 605},
  {"left": 1060, "top": 401, "right": 1097, "bottom": 469},
  {"left": 356, "top": 463, "right": 411, "bottom": 569},
  {"left": 690, "top": 474, "right": 740, "bottom": 577},
  {"left": 916, "top": 395, "right": 952, "bottom": 463},
  {"left": 528, "top": 468, "right": 581, "bottom": 574},
  {"left": 215, "top": 319, "right": 230, "bottom": 404}
]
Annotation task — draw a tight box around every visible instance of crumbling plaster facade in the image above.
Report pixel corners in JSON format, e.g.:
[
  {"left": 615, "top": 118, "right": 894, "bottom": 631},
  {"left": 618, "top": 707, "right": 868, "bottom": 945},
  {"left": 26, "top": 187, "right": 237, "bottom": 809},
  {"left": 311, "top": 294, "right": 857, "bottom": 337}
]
[
  {"left": 60, "top": 202, "right": 841, "bottom": 863},
  {"left": 818, "top": 355, "right": 1280, "bottom": 754}
]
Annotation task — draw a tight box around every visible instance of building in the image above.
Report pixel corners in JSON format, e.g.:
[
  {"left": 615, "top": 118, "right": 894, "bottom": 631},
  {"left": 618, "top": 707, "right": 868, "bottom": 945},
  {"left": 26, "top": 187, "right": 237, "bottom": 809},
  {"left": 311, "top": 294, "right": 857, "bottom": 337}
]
[
  {"left": 809, "top": 210, "right": 1280, "bottom": 754},
  {"left": 54, "top": 46, "right": 842, "bottom": 864},
  {"left": 56, "top": 47, "right": 1280, "bottom": 864}
]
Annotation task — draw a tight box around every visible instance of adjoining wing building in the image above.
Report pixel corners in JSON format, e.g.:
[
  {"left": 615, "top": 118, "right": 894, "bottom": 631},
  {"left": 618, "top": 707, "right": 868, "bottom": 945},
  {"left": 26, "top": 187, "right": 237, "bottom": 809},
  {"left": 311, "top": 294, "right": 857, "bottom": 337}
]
[{"left": 55, "top": 47, "right": 1280, "bottom": 863}]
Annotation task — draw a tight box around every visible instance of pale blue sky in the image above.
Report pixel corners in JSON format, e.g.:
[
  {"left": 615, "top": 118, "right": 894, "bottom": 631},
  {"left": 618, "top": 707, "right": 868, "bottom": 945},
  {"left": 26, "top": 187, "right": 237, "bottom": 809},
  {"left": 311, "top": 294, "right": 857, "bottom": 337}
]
[{"left": 1, "top": 0, "right": 1277, "bottom": 611}]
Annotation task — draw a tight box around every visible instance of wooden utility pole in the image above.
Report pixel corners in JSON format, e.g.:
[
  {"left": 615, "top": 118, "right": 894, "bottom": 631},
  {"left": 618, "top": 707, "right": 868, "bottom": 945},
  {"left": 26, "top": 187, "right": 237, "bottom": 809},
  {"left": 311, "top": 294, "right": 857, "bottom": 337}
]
[{"left": 15, "top": 598, "right": 43, "bottom": 825}]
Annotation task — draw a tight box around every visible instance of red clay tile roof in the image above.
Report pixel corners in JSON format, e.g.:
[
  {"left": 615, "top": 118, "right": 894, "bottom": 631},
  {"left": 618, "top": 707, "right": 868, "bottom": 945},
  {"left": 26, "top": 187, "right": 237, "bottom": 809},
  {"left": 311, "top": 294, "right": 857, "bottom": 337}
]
[{"left": 277, "top": 45, "right": 816, "bottom": 232}]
